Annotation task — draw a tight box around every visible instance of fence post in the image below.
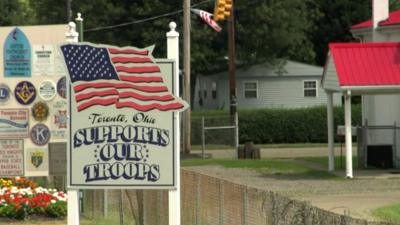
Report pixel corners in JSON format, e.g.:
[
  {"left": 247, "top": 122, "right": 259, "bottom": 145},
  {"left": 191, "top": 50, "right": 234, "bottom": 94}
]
[
  {"left": 235, "top": 112, "right": 239, "bottom": 159},
  {"left": 219, "top": 180, "right": 224, "bottom": 225},
  {"left": 103, "top": 190, "right": 108, "bottom": 217},
  {"left": 202, "top": 117, "right": 205, "bottom": 159},
  {"left": 196, "top": 175, "right": 201, "bottom": 225},
  {"left": 119, "top": 190, "right": 124, "bottom": 225},
  {"left": 157, "top": 191, "right": 162, "bottom": 225},
  {"left": 242, "top": 187, "right": 248, "bottom": 225}
]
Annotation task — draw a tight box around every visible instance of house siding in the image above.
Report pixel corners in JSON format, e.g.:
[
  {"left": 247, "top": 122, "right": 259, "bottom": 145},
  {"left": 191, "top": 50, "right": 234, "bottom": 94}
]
[
  {"left": 322, "top": 56, "right": 340, "bottom": 91},
  {"left": 193, "top": 60, "right": 342, "bottom": 111},
  {"left": 234, "top": 76, "right": 341, "bottom": 109},
  {"left": 194, "top": 75, "right": 342, "bottom": 110}
]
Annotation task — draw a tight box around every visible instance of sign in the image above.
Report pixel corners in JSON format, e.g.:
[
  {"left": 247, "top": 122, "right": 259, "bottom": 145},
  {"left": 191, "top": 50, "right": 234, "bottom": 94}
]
[
  {"left": 0, "top": 83, "right": 11, "bottom": 104},
  {"left": 0, "top": 140, "right": 24, "bottom": 176},
  {"left": 25, "top": 147, "right": 48, "bottom": 176},
  {"left": 60, "top": 43, "right": 187, "bottom": 188},
  {"left": 14, "top": 81, "right": 36, "bottom": 105},
  {"left": 54, "top": 47, "right": 67, "bottom": 76},
  {"left": 30, "top": 123, "right": 50, "bottom": 146},
  {"left": 38, "top": 80, "right": 56, "bottom": 101},
  {"left": 57, "top": 76, "right": 66, "bottom": 98},
  {"left": 33, "top": 45, "right": 54, "bottom": 76},
  {"left": 32, "top": 101, "right": 49, "bottom": 121},
  {"left": 0, "top": 109, "right": 29, "bottom": 139},
  {"left": 4, "top": 27, "right": 31, "bottom": 77},
  {"left": 51, "top": 100, "right": 67, "bottom": 139},
  {"left": 49, "top": 142, "right": 66, "bottom": 176}
]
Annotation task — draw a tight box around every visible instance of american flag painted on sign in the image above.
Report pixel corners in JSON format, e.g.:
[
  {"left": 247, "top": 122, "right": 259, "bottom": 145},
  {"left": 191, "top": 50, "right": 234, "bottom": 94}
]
[{"left": 60, "top": 43, "right": 186, "bottom": 112}]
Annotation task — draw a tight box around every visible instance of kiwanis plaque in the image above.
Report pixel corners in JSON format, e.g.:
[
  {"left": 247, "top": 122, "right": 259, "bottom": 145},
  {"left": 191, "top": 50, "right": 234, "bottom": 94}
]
[{"left": 60, "top": 43, "right": 187, "bottom": 188}]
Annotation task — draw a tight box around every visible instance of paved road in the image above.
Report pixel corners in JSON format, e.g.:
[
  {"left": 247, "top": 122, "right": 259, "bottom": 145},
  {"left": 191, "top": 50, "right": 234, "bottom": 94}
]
[{"left": 191, "top": 146, "right": 357, "bottom": 159}]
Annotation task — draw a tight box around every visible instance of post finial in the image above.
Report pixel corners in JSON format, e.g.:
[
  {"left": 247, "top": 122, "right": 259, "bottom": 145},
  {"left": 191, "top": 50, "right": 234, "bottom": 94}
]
[
  {"left": 76, "top": 12, "right": 83, "bottom": 21},
  {"left": 169, "top": 22, "right": 177, "bottom": 31}
]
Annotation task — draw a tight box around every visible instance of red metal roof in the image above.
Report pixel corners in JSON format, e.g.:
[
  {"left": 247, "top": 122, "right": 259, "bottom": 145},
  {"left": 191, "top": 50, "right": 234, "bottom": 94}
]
[
  {"left": 352, "top": 9, "right": 400, "bottom": 29},
  {"left": 329, "top": 42, "right": 400, "bottom": 86}
]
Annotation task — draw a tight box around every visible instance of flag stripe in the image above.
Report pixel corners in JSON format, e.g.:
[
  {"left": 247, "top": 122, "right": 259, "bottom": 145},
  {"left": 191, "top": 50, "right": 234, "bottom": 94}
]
[
  {"left": 77, "top": 97, "right": 119, "bottom": 112},
  {"left": 115, "top": 65, "right": 160, "bottom": 73},
  {"left": 111, "top": 56, "right": 153, "bottom": 63},
  {"left": 108, "top": 48, "right": 149, "bottom": 55},
  {"left": 119, "top": 75, "right": 163, "bottom": 83},
  {"left": 116, "top": 101, "right": 184, "bottom": 112},
  {"left": 75, "top": 89, "right": 118, "bottom": 102},
  {"left": 119, "top": 91, "right": 174, "bottom": 101},
  {"left": 73, "top": 82, "right": 168, "bottom": 93}
]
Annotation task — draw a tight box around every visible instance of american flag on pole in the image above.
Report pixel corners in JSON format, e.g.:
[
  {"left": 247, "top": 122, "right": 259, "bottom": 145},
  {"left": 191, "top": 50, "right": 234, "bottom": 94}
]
[
  {"left": 191, "top": 8, "right": 222, "bottom": 32},
  {"left": 60, "top": 43, "right": 187, "bottom": 112}
]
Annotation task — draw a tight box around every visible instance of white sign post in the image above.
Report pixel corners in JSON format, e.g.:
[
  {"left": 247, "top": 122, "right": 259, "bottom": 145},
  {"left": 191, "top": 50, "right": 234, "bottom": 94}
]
[
  {"left": 65, "top": 21, "right": 80, "bottom": 225},
  {"left": 167, "top": 21, "right": 181, "bottom": 225}
]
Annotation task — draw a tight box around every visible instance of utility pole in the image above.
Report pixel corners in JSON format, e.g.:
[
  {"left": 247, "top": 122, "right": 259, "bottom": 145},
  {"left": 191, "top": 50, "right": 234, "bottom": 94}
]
[
  {"left": 227, "top": 4, "right": 236, "bottom": 117},
  {"left": 214, "top": 0, "right": 236, "bottom": 116},
  {"left": 67, "top": 0, "right": 72, "bottom": 22},
  {"left": 183, "top": 0, "right": 191, "bottom": 154}
]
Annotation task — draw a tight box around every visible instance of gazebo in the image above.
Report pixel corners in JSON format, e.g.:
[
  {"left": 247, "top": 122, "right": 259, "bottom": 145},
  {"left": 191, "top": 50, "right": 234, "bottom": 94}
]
[{"left": 322, "top": 42, "right": 400, "bottom": 178}]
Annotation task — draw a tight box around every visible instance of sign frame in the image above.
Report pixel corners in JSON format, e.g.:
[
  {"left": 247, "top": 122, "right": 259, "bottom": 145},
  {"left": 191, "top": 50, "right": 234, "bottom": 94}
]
[{"left": 67, "top": 58, "right": 179, "bottom": 189}]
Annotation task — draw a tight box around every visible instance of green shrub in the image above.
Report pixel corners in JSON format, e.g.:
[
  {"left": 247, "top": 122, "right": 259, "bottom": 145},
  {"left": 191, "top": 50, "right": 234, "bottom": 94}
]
[{"left": 192, "top": 105, "right": 361, "bottom": 144}]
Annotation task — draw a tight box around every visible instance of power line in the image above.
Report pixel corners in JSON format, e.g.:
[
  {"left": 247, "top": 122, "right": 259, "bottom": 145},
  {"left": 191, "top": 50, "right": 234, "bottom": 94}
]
[{"left": 84, "top": 0, "right": 213, "bottom": 32}]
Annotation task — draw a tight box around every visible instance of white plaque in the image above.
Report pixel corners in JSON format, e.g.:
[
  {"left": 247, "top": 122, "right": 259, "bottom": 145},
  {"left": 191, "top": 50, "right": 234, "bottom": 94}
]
[{"left": 0, "top": 140, "right": 24, "bottom": 176}]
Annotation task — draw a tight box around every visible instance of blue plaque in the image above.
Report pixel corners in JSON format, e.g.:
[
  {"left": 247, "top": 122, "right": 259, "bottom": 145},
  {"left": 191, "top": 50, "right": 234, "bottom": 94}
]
[{"left": 4, "top": 27, "right": 31, "bottom": 77}]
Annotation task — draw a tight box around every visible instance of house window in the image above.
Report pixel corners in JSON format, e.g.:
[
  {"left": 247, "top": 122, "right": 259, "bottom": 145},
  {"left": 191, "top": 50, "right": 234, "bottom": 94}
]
[
  {"left": 303, "top": 80, "right": 317, "bottom": 97},
  {"left": 211, "top": 82, "right": 217, "bottom": 99},
  {"left": 244, "top": 81, "right": 258, "bottom": 99}
]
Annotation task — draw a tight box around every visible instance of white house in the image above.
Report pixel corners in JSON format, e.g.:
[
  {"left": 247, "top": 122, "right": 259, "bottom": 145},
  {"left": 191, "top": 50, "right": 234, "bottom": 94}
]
[
  {"left": 322, "top": 0, "right": 400, "bottom": 176},
  {"left": 193, "top": 60, "right": 342, "bottom": 110}
]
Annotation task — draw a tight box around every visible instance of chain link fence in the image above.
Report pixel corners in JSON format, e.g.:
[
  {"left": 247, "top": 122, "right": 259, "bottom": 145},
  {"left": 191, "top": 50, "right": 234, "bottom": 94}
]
[
  {"left": 192, "top": 115, "right": 237, "bottom": 146},
  {"left": 78, "top": 169, "right": 395, "bottom": 225}
]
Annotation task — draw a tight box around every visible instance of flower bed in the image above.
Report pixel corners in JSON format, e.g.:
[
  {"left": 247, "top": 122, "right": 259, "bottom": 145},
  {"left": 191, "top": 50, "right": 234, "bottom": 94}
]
[{"left": 0, "top": 178, "right": 67, "bottom": 219}]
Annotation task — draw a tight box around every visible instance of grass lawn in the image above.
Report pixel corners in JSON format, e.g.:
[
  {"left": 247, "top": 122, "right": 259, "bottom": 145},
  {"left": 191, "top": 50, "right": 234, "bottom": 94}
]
[
  {"left": 372, "top": 203, "right": 400, "bottom": 224},
  {"left": 182, "top": 159, "right": 338, "bottom": 179},
  {"left": 299, "top": 156, "right": 358, "bottom": 169}
]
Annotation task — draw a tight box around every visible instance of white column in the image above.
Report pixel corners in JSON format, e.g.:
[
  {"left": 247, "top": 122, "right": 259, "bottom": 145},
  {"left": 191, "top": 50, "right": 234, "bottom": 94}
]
[
  {"left": 167, "top": 21, "right": 181, "bottom": 225},
  {"left": 65, "top": 21, "right": 80, "bottom": 225},
  {"left": 326, "top": 91, "right": 335, "bottom": 172},
  {"left": 372, "top": 0, "right": 389, "bottom": 41},
  {"left": 344, "top": 91, "right": 353, "bottom": 178}
]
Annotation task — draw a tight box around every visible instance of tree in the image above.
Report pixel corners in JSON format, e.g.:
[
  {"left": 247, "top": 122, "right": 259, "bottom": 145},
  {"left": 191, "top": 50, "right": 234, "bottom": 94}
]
[
  {"left": 0, "top": 0, "right": 35, "bottom": 26},
  {"left": 310, "top": 0, "right": 400, "bottom": 66}
]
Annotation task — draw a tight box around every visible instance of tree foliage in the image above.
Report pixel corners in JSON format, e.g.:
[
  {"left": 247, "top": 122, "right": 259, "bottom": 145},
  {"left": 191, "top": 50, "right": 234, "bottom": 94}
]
[
  {"left": 26, "top": 0, "right": 321, "bottom": 73},
  {"left": 3, "top": 0, "right": 400, "bottom": 70}
]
